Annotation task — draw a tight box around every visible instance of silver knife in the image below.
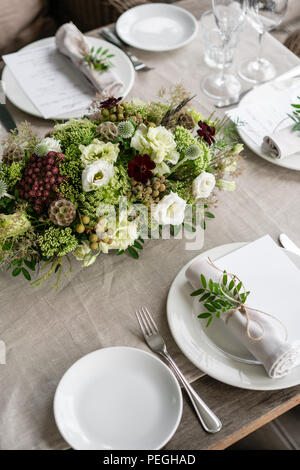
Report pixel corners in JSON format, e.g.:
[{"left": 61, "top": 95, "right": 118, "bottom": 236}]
[
  {"left": 279, "top": 233, "right": 300, "bottom": 256},
  {"left": 0, "top": 104, "right": 16, "bottom": 133}
]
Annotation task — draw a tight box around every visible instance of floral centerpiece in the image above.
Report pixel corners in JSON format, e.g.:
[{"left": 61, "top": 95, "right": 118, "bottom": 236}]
[{"left": 0, "top": 86, "right": 243, "bottom": 287}]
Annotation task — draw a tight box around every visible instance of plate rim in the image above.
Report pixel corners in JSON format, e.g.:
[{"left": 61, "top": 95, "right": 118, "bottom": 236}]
[
  {"left": 53, "top": 345, "right": 183, "bottom": 450},
  {"left": 167, "top": 242, "right": 300, "bottom": 391},
  {"left": 116, "top": 2, "right": 198, "bottom": 52},
  {"left": 2, "top": 36, "right": 135, "bottom": 121},
  {"left": 237, "top": 87, "right": 300, "bottom": 171}
]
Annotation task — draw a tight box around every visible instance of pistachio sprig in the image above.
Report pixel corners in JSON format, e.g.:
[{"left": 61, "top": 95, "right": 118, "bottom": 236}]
[
  {"left": 85, "top": 46, "right": 115, "bottom": 72},
  {"left": 288, "top": 97, "right": 300, "bottom": 132},
  {"left": 190, "top": 272, "right": 250, "bottom": 327}
]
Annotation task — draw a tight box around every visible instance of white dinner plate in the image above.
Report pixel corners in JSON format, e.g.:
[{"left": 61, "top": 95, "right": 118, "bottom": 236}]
[
  {"left": 238, "top": 86, "right": 300, "bottom": 171},
  {"left": 54, "top": 346, "right": 182, "bottom": 450},
  {"left": 2, "top": 37, "right": 135, "bottom": 121},
  {"left": 167, "top": 242, "right": 300, "bottom": 391},
  {"left": 116, "top": 3, "right": 198, "bottom": 52}
]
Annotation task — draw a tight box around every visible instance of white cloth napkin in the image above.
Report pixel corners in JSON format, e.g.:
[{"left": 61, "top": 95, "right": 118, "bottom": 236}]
[
  {"left": 186, "top": 257, "right": 300, "bottom": 378},
  {"left": 55, "top": 23, "right": 123, "bottom": 97},
  {"left": 262, "top": 125, "right": 299, "bottom": 159}
]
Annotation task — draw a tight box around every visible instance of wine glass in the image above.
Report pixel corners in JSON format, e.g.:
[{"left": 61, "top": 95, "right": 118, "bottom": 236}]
[
  {"left": 201, "top": 0, "right": 247, "bottom": 100},
  {"left": 239, "top": 0, "right": 288, "bottom": 83}
]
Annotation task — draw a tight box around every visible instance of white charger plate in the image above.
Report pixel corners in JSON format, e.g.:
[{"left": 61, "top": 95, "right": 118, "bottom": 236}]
[
  {"left": 116, "top": 3, "right": 198, "bottom": 52},
  {"left": 54, "top": 346, "right": 182, "bottom": 450},
  {"left": 238, "top": 86, "right": 300, "bottom": 171},
  {"left": 2, "top": 36, "right": 135, "bottom": 121},
  {"left": 167, "top": 242, "right": 300, "bottom": 391}
]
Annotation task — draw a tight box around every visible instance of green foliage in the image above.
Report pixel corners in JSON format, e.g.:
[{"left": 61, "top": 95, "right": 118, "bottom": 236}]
[
  {"left": 191, "top": 272, "right": 250, "bottom": 327},
  {"left": 38, "top": 226, "right": 78, "bottom": 258},
  {"left": 289, "top": 97, "right": 300, "bottom": 132},
  {"left": 84, "top": 46, "right": 115, "bottom": 72}
]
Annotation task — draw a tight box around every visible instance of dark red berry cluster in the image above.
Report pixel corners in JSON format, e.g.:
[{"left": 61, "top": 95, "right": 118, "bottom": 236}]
[{"left": 17, "top": 152, "right": 67, "bottom": 213}]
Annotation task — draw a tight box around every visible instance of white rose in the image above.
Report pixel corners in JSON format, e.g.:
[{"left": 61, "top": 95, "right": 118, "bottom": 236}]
[
  {"left": 82, "top": 160, "right": 114, "bottom": 192},
  {"left": 80, "top": 139, "right": 119, "bottom": 166},
  {"left": 130, "top": 124, "right": 149, "bottom": 154},
  {"left": 131, "top": 125, "right": 179, "bottom": 174},
  {"left": 35, "top": 137, "right": 61, "bottom": 156},
  {"left": 152, "top": 192, "right": 186, "bottom": 226},
  {"left": 192, "top": 172, "right": 216, "bottom": 199},
  {"left": 147, "top": 126, "right": 179, "bottom": 164}
]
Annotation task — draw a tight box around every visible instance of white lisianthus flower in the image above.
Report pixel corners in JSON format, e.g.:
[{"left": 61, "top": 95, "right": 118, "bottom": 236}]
[
  {"left": 152, "top": 192, "right": 186, "bottom": 226},
  {"left": 192, "top": 172, "right": 216, "bottom": 199},
  {"left": 79, "top": 139, "right": 119, "bottom": 166},
  {"left": 73, "top": 241, "right": 91, "bottom": 261},
  {"left": 35, "top": 137, "right": 61, "bottom": 156},
  {"left": 82, "top": 160, "right": 114, "bottom": 192},
  {"left": 73, "top": 241, "right": 98, "bottom": 267},
  {"left": 96, "top": 215, "right": 139, "bottom": 254},
  {"left": 131, "top": 124, "right": 179, "bottom": 174}
]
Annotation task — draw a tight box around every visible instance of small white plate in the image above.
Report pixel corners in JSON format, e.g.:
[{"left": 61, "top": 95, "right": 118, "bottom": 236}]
[
  {"left": 238, "top": 86, "right": 300, "bottom": 171},
  {"left": 167, "top": 243, "right": 300, "bottom": 391},
  {"left": 54, "top": 346, "right": 182, "bottom": 450},
  {"left": 2, "top": 36, "right": 135, "bottom": 121},
  {"left": 116, "top": 3, "right": 198, "bottom": 52}
]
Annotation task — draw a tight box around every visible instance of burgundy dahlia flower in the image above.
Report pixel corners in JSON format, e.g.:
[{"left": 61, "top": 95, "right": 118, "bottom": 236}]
[
  {"left": 100, "top": 97, "right": 122, "bottom": 109},
  {"left": 128, "top": 154, "right": 156, "bottom": 183},
  {"left": 197, "top": 121, "right": 216, "bottom": 146}
]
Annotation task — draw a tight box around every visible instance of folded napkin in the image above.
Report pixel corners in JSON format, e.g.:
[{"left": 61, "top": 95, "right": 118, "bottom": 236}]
[
  {"left": 186, "top": 257, "right": 300, "bottom": 378},
  {"left": 262, "top": 125, "right": 299, "bottom": 159},
  {"left": 55, "top": 23, "right": 123, "bottom": 97}
]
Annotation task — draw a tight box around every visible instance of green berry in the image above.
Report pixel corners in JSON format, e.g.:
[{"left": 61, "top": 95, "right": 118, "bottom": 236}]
[
  {"left": 90, "top": 242, "right": 99, "bottom": 251},
  {"left": 82, "top": 216, "right": 90, "bottom": 225},
  {"left": 76, "top": 224, "right": 85, "bottom": 234}
]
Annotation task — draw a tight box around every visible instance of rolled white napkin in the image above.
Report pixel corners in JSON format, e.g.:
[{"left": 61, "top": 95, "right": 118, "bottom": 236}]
[
  {"left": 56, "top": 23, "right": 123, "bottom": 97},
  {"left": 186, "top": 257, "right": 300, "bottom": 378},
  {"left": 262, "top": 125, "right": 299, "bottom": 159}
]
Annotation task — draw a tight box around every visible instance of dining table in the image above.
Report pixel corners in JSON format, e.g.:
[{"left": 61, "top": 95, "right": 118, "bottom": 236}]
[{"left": 1, "top": 0, "right": 300, "bottom": 451}]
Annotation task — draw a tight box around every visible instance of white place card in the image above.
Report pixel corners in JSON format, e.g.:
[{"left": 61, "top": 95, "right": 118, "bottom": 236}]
[
  {"left": 3, "top": 44, "right": 95, "bottom": 119},
  {"left": 215, "top": 235, "right": 300, "bottom": 342}
]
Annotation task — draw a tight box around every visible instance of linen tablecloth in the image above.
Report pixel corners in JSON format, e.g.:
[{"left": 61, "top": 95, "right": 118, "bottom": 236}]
[{"left": 0, "top": 12, "right": 300, "bottom": 449}]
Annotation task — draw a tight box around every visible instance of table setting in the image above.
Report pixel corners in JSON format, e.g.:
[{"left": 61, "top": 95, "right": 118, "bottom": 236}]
[{"left": 0, "top": 0, "right": 300, "bottom": 452}]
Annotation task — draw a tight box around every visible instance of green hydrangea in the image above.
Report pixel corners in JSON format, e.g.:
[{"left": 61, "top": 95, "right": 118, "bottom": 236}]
[
  {"left": 0, "top": 162, "right": 25, "bottom": 190},
  {"left": 39, "top": 226, "right": 78, "bottom": 258},
  {"left": 173, "top": 126, "right": 211, "bottom": 178},
  {"left": 169, "top": 180, "right": 195, "bottom": 205},
  {"left": 52, "top": 119, "right": 97, "bottom": 151},
  {"left": 79, "top": 165, "right": 131, "bottom": 221}
]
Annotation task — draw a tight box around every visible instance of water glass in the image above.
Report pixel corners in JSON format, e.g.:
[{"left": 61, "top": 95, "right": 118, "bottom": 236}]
[{"left": 201, "top": 10, "right": 238, "bottom": 69}]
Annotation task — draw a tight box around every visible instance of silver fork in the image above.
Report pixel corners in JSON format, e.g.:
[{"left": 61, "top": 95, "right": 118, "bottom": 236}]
[
  {"left": 136, "top": 307, "right": 222, "bottom": 433},
  {"left": 99, "top": 29, "right": 154, "bottom": 72}
]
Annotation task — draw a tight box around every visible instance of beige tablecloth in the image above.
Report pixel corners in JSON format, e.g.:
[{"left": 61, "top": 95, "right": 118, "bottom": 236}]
[{"left": 0, "top": 14, "right": 300, "bottom": 449}]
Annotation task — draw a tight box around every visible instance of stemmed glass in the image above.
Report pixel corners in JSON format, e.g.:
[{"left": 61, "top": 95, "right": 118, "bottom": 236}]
[
  {"left": 239, "top": 0, "right": 288, "bottom": 83},
  {"left": 201, "top": 0, "right": 247, "bottom": 100}
]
